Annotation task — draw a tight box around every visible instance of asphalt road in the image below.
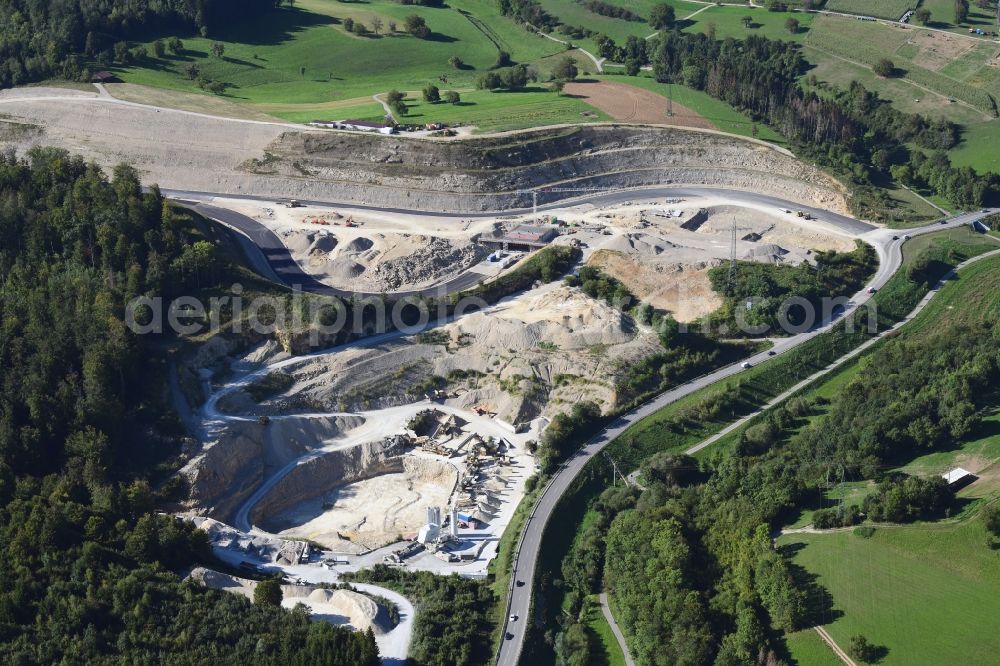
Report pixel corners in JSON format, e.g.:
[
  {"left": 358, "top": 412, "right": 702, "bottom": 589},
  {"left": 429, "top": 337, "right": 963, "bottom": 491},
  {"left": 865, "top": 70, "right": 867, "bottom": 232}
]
[
  {"left": 170, "top": 186, "right": 875, "bottom": 299},
  {"left": 163, "top": 185, "right": 876, "bottom": 236},
  {"left": 494, "top": 208, "right": 995, "bottom": 666}
]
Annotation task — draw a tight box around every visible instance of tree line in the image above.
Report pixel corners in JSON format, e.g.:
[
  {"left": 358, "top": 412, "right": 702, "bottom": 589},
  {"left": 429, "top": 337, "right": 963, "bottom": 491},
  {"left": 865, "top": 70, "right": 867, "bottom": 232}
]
[
  {"left": 0, "top": 0, "right": 282, "bottom": 88},
  {"left": 0, "top": 148, "right": 378, "bottom": 663},
  {"left": 585, "top": 28, "right": 997, "bottom": 211}
]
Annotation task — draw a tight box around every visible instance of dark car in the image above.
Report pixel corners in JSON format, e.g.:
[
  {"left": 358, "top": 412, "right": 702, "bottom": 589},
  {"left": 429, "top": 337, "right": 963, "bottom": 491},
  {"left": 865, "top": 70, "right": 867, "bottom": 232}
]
[
  {"left": 768, "top": 350, "right": 776, "bottom": 356},
  {"left": 892, "top": 235, "right": 899, "bottom": 240},
  {"left": 516, "top": 580, "right": 525, "bottom": 587}
]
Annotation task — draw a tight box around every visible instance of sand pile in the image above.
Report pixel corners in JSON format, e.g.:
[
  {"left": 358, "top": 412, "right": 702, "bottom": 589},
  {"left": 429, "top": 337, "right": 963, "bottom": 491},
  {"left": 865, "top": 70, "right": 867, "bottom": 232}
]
[
  {"left": 281, "top": 587, "right": 392, "bottom": 634},
  {"left": 280, "top": 229, "right": 486, "bottom": 291},
  {"left": 307, "top": 233, "right": 338, "bottom": 255},
  {"left": 602, "top": 232, "right": 675, "bottom": 256},
  {"left": 188, "top": 567, "right": 392, "bottom": 633},
  {"left": 744, "top": 243, "right": 789, "bottom": 262}
]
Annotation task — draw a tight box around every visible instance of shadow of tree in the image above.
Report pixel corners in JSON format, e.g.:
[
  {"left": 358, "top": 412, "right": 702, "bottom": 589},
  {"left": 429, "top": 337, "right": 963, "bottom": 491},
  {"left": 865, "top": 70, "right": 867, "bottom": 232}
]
[
  {"left": 211, "top": 7, "right": 338, "bottom": 47},
  {"left": 777, "top": 542, "right": 844, "bottom": 627}
]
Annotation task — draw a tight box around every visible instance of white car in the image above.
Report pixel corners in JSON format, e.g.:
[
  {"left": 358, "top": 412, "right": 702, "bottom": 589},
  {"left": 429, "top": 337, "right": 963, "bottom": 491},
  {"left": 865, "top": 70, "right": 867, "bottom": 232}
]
[
  {"left": 741, "top": 362, "right": 752, "bottom": 369},
  {"left": 509, "top": 614, "right": 518, "bottom": 622}
]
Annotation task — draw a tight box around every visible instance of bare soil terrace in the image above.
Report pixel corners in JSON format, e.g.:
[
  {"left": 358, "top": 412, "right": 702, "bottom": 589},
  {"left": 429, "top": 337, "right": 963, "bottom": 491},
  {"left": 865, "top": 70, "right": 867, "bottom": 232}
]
[{"left": 563, "top": 80, "right": 716, "bottom": 130}]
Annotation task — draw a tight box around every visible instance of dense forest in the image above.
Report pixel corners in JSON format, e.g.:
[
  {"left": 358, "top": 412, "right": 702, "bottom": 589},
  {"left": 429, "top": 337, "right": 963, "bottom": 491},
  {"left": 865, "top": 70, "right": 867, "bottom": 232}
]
[
  {"left": 345, "top": 565, "right": 496, "bottom": 666},
  {"left": 0, "top": 148, "right": 378, "bottom": 663},
  {"left": 547, "top": 311, "right": 1000, "bottom": 664},
  {"left": 0, "top": 0, "right": 280, "bottom": 87}
]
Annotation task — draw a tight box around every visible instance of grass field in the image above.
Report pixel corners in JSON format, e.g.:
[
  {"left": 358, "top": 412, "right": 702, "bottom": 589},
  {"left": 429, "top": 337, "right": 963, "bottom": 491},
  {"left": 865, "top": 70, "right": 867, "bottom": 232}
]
[
  {"left": 919, "top": 0, "right": 999, "bottom": 35},
  {"left": 825, "top": 0, "right": 913, "bottom": 20},
  {"left": 783, "top": 628, "right": 844, "bottom": 666},
  {"left": 552, "top": 0, "right": 817, "bottom": 52},
  {"left": 538, "top": 0, "right": 661, "bottom": 44},
  {"left": 773, "top": 247, "right": 1000, "bottom": 664},
  {"left": 948, "top": 118, "right": 1000, "bottom": 173},
  {"left": 663, "top": 4, "right": 817, "bottom": 43},
  {"left": 384, "top": 88, "right": 610, "bottom": 132},
  {"left": 114, "top": 0, "right": 567, "bottom": 113},
  {"left": 779, "top": 518, "right": 1000, "bottom": 665},
  {"left": 803, "top": 14, "right": 1000, "bottom": 116},
  {"left": 584, "top": 595, "right": 628, "bottom": 666}
]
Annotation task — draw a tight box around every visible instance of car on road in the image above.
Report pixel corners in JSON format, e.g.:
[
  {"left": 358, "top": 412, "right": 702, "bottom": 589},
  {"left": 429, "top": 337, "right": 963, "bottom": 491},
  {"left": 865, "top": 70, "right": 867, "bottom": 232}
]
[
  {"left": 509, "top": 614, "right": 518, "bottom": 622},
  {"left": 868, "top": 287, "right": 877, "bottom": 294},
  {"left": 892, "top": 235, "right": 899, "bottom": 240},
  {"left": 904, "top": 235, "right": 911, "bottom": 240},
  {"left": 505, "top": 632, "right": 514, "bottom": 640},
  {"left": 940, "top": 220, "right": 947, "bottom": 225},
  {"left": 516, "top": 580, "right": 525, "bottom": 587},
  {"left": 741, "top": 362, "right": 752, "bottom": 369},
  {"left": 767, "top": 350, "right": 776, "bottom": 356}
]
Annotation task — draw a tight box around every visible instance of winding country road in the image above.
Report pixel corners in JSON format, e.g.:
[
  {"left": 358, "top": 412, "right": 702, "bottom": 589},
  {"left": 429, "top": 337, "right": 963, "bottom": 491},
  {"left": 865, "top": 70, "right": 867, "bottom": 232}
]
[
  {"left": 493, "top": 208, "right": 995, "bottom": 666},
  {"left": 598, "top": 593, "right": 637, "bottom": 666}
]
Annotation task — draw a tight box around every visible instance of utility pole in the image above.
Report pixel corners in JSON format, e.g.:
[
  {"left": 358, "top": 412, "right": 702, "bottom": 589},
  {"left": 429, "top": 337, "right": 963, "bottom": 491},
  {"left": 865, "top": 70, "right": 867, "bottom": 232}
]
[
  {"left": 728, "top": 218, "right": 738, "bottom": 290},
  {"left": 728, "top": 218, "right": 751, "bottom": 291},
  {"left": 602, "top": 451, "right": 628, "bottom": 487}
]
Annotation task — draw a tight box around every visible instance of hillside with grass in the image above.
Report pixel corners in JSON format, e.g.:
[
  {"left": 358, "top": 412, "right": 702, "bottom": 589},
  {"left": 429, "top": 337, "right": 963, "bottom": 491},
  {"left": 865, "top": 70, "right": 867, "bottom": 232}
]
[{"left": 770, "top": 250, "right": 1000, "bottom": 665}]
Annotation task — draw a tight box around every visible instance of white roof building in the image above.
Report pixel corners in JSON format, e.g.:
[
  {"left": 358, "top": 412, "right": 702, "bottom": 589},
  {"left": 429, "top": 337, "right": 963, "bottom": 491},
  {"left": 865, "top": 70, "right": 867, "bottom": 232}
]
[{"left": 941, "top": 467, "right": 974, "bottom": 486}]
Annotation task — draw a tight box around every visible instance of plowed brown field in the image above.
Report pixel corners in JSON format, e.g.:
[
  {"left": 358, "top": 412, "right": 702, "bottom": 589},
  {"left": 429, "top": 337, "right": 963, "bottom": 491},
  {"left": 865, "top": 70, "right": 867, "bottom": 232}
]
[{"left": 564, "top": 80, "right": 715, "bottom": 129}]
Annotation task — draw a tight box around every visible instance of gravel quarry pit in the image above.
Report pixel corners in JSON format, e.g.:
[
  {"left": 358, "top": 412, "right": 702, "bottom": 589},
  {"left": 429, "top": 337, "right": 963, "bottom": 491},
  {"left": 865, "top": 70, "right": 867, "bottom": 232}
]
[
  {"left": 276, "top": 283, "right": 661, "bottom": 425},
  {"left": 262, "top": 455, "right": 459, "bottom": 553},
  {"left": 179, "top": 414, "right": 366, "bottom": 520},
  {"left": 0, "top": 87, "right": 848, "bottom": 213}
]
